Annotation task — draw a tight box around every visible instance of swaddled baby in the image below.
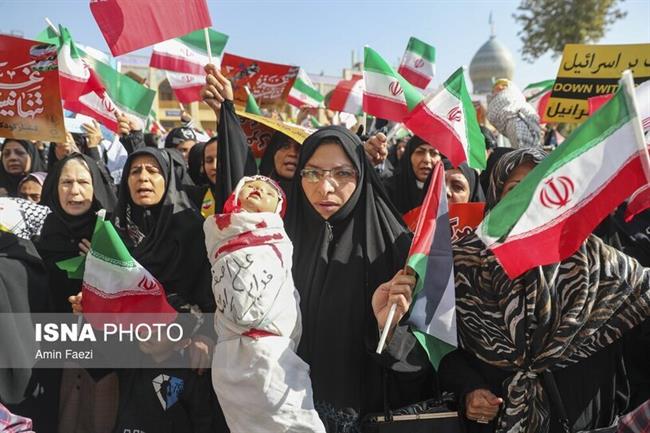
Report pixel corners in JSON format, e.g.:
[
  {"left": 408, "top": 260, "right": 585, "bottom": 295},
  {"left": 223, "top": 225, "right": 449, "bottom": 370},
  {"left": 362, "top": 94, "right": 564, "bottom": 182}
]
[{"left": 203, "top": 175, "right": 325, "bottom": 433}]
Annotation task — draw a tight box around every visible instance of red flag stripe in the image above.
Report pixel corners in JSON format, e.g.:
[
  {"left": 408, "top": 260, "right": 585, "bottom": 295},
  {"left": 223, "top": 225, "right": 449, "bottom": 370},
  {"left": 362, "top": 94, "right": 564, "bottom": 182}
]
[
  {"left": 409, "top": 162, "right": 445, "bottom": 256},
  {"left": 398, "top": 66, "right": 430, "bottom": 89}
]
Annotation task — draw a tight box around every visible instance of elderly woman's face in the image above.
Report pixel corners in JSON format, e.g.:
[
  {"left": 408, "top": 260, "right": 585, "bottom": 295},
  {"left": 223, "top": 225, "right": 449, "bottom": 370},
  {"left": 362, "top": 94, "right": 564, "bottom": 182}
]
[
  {"left": 58, "top": 158, "right": 93, "bottom": 216},
  {"left": 410, "top": 144, "right": 440, "bottom": 182},
  {"left": 445, "top": 169, "right": 470, "bottom": 204},
  {"left": 301, "top": 142, "right": 358, "bottom": 220},
  {"left": 128, "top": 155, "right": 166, "bottom": 207},
  {"left": 2, "top": 141, "right": 31, "bottom": 175},
  {"left": 500, "top": 161, "right": 535, "bottom": 200},
  {"left": 274, "top": 139, "right": 300, "bottom": 179}
]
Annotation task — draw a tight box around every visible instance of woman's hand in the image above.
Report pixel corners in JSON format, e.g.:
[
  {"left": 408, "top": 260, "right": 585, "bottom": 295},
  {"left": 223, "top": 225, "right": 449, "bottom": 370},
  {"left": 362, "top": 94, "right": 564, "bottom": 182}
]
[
  {"left": 188, "top": 334, "right": 214, "bottom": 375},
  {"left": 78, "top": 238, "right": 91, "bottom": 256},
  {"left": 68, "top": 291, "right": 83, "bottom": 314},
  {"left": 372, "top": 269, "right": 415, "bottom": 333},
  {"left": 201, "top": 64, "right": 233, "bottom": 115},
  {"left": 364, "top": 133, "right": 388, "bottom": 165},
  {"left": 465, "top": 389, "right": 503, "bottom": 424},
  {"left": 117, "top": 113, "right": 138, "bottom": 136},
  {"left": 81, "top": 120, "right": 102, "bottom": 148}
]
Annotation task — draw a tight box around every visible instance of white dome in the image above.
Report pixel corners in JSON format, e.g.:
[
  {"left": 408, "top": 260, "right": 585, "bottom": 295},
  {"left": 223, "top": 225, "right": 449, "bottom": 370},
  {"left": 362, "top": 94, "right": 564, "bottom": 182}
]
[{"left": 469, "top": 36, "right": 515, "bottom": 94}]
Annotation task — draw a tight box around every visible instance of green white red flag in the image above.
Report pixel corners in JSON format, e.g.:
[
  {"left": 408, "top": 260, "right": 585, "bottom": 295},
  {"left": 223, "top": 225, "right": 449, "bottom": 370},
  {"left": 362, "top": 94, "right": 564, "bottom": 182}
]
[
  {"left": 398, "top": 37, "right": 436, "bottom": 90},
  {"left": 523, "top": 79, "right": 554, "bottom": 121},
  {"left": 90, "top": 0, "right": 212, "bottom": 56},
  {"left": 404, "top": 162, "right": 457, "bottom": 368},
  {"left": 150, "top": 28, "right": 228, "bottom": 75},
  {"left": 405, "top": 67, "right": 486, "bottom": 170},
  {"left": 624, "top": 80, "right": 650, "bottom": 221},
  {"left": 57, "top": 211, "right": 177, "bottom": 328},
  {"left": 287, "top": 68, "right": 324, "bottom": 108},
  {"left": 477, "top": 73, "right": 650, "bottom": 278},
  {"left": 166, "top": 71, "right": 204, "bottom": 104},
  {"left": 38, "top": 25, "right": 155, "bottom": 132},
  {"left": 328, "top": 74, "right": 364, "bottom": 115},
  {"left": 363, "top": 46, "right": 423, "bottom": 122}
]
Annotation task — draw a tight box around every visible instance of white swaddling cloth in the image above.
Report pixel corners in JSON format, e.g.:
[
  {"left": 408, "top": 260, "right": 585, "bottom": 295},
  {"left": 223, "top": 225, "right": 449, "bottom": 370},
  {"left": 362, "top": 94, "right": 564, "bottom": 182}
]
[{"left": 203, "top": 176, "right": 325, "bottom": 433}]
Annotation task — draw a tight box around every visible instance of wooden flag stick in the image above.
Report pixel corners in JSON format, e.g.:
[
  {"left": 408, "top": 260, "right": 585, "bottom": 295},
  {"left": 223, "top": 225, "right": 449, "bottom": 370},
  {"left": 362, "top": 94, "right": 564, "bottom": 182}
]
[
  {"left": 178, "top": 102, "right": 185, "bottom": 112},
  {"left": 204, "top": 28, "right": 213, "bottom": 64}
]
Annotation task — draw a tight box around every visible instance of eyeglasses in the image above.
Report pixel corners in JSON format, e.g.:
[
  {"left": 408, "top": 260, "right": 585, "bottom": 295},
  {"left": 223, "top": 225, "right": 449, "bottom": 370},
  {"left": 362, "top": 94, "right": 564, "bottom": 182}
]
[{"left": 300, "top": 167, "right": 357, "bottom": 186}]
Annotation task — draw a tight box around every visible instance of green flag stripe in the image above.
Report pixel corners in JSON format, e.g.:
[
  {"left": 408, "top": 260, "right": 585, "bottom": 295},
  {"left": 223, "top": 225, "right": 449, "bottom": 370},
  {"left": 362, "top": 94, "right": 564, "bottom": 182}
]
[
  {"left": 483, "top": 89, "right": 631, "bottom": 238},
  {"left": 524, "top": 79, "right": 555, "bottom": 91},
  {"left": 364, "top": 47, "right": 423, "bottom": 111},
  {"left": 413, "top": 331, "right": 455, "bottom": 369},
  {"left": 406, "top": 37, "right": 435, "bottom": 62},
  {"left": 178, "top": 28, "right": 228, "bottom": 56},
  {"left": 293, "top": 78, "right": 324, "bottom": 102},
  {"left": 91, "top": 219, "right": 135, "bottom": 267}
]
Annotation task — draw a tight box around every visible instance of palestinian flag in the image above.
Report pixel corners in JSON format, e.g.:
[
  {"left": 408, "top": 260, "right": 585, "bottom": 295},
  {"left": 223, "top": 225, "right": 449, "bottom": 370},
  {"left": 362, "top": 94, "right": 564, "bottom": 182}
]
[
  {"left": 287, "top": 68, "right": 324, "bottom": 108},
  {"left": 57, "top": 211, "right": 176, "bottom": 328},
  {"left": 405, "top": 67, "right": 486, "bottom": 170},
  {"left": 328, "top": 75, "right": 364, "bottom": 115},
  {"left": 38, "top": 25, "right": 154, "bottom": 132},
  {"left": 150, "top": 28, "right": 228, "bottom": 74},
  {"left": 523, "top": 79, "right": 554, "bottom": 121},
  {"left": 363, "top": 46, "right": 423, "bottom": 122},
  {"left": 398, "top": 37, "right": 436, "bottom": 90},
  {"left": 166, "top": 71, "right": 204, "bottom": 104},
  {"left": 477, "top": 76, "right": 650, "bottom": 279},
  {"left": 404, "top": 162, "right": 456, "bottom": 368},
  {"left": 245, "top": 87, "right": 262, "bottom": 115}
]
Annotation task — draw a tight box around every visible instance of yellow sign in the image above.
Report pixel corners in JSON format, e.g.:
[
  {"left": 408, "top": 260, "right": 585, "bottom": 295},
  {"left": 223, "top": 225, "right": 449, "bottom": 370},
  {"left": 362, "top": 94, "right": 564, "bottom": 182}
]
[
  {"left": 236, "top": 110, "right": 314, "bottom": 144},
  {"left": 544, "top": 43, "right": 650, "bottom": 123}
]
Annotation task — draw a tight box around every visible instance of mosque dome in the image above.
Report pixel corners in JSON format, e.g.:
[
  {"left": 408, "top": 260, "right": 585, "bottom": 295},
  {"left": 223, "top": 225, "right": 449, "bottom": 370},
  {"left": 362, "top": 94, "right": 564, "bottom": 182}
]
[{"left": 469, "top": 17, "right": 515, "bottom": 94}]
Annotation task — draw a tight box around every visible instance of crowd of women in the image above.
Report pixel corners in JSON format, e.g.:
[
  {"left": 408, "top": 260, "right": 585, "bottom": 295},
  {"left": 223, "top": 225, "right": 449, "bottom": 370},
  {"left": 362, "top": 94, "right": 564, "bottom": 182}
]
[{"left": 0, "top": 64, "right": 649, "bottom": 433}]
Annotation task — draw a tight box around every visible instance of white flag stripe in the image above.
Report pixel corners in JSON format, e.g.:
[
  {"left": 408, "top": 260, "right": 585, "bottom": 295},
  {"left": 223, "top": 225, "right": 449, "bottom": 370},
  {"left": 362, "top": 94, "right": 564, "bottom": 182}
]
[
  {"left": 400, "top": 50, "right": 435, "bottom": 76},
  {"left": 84, "top": 252, "right": 158, "bottom": 298},
  {"left": 480, "top": 123, "right": 639, "bottom": 246}
]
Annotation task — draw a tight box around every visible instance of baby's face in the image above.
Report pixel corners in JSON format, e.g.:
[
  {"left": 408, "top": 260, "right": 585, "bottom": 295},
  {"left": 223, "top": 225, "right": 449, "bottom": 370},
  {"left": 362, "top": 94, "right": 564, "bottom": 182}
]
[{"left": 238, "top": 180, "right": 280, "bottom": 213}]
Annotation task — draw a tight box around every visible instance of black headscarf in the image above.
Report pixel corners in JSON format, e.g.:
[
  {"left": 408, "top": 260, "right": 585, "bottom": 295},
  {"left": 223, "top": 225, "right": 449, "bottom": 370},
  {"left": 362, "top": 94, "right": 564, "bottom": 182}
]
[
  {"left": 479, "top": 147, "right": 514, "bottom": 197},
  {"left": 486, "top": 147, "right": 547, "bottom": 210},
  {"left": 38, "top": 153, "right": 117, "bottom": 255},
  {"left": 285, "top": 125, "right": 416, "bottom": 415},
  {"left": 0, "top": 140, "right": 45, "bottom": 197},
  {"left": 164, "top": 126, "right": 197, "bottom": 149},
  {"left": 187, "top": 141, "right": 207, "bottom": 186},
  {"left": 442, "top": 158, "right": 486, "bottom": 203},
  {"left": 383, "top": 135, "right": 431, "bottom": 214},
  {"left": 258, "top": 131, "right": 297, "bottom": 194},
  {"left": 36, "top": 153, "right": 117, "bottom": 312},
  {"left": 114, "top": 148, "right": 214, "bottom": 312}
]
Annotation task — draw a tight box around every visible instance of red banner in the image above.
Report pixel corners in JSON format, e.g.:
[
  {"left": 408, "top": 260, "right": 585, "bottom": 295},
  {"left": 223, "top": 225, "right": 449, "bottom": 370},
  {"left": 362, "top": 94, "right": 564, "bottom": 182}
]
[
  {"left": 221, "top": 53, "right": 299, "bottom": 108},
  {"left": 0, "top": 35, "right": 65, "bottom": 142},
  {"left": 403, "top": 202, "right": 485, "bottom": 241},
  {"left": 90, "top": 0, "right": 212, "bottom": 56}
]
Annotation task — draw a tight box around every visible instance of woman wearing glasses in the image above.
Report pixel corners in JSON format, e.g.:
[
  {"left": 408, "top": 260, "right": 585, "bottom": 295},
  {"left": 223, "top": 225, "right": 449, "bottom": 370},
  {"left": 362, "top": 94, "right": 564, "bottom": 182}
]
[{"left": 284, "top": 126, "right": 436, "bottom": 432}]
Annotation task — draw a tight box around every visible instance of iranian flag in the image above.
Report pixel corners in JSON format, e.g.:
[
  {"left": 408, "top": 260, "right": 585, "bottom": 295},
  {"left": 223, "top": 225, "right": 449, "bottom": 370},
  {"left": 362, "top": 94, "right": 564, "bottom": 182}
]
[
  {"left": 363, "top": 46, "right": 423, "bottom": 122},
  {"left": 404, "top": 162, "right": 456, "bottom": 368},
  {"left": 166, "top": 71, "right": 204, "bottom": 104},
  {"left": 523, "top": 79, "right": 554, "bottom": 121},
  {"left": 328, "top": 75, "right": 364, "bottom": 115},
  {"left": 398, "top": 37, "right": 436, "bottom": 90},
  {"left": 287, "top": 68, "right": 324, "bottom": 108},
  {"left": 477, "top": 72, "right": 650, "bottom": 279},
  {"left": 38, "top": 25, "right": 155, "bottom": 132},
  {"left": 58, "top": 211, "right": 176, "bottom": 328},
  {"left": 624, "top": 80, "right": 650, "bottom": 222},
  {"left": 405, "top": 67, "right": 486, "bottom": 170},
  {"left": 90, "top": 0, "right": 212, "bottom": 56},
  {"left": 150, "top": 28, "right": 228, "bottom": 75}
]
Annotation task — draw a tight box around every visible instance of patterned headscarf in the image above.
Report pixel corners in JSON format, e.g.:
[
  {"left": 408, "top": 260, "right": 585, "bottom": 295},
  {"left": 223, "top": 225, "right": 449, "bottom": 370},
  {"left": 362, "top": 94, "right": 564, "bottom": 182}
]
[
  {"left": 487, "top": 82, "right": 542, "bottom": 149},
  {"left": 486, "top": 147, "right": 547, "bottom": 210}
]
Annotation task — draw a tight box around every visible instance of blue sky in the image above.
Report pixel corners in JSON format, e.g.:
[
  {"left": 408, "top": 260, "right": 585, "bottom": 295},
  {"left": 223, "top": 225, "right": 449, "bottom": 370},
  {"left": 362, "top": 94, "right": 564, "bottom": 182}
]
[{"left": 3, "top": 0, "right": 650, "bottom": 90}]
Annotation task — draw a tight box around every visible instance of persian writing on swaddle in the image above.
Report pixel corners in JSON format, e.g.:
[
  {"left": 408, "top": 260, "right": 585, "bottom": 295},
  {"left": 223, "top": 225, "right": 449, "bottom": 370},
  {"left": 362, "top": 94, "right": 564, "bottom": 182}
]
[
  {"left": 545, "top": 43, "right": 650, "bottom": 123},
  {"left": 0, "top": 35, "right": 65, "bottom": 142}
]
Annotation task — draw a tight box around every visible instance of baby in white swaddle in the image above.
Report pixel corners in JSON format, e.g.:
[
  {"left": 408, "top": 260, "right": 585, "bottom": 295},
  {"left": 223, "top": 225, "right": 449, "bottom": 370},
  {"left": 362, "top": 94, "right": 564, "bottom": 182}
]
[{"left": 203, "top": 175, "right": 325, "bottom": 433}]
